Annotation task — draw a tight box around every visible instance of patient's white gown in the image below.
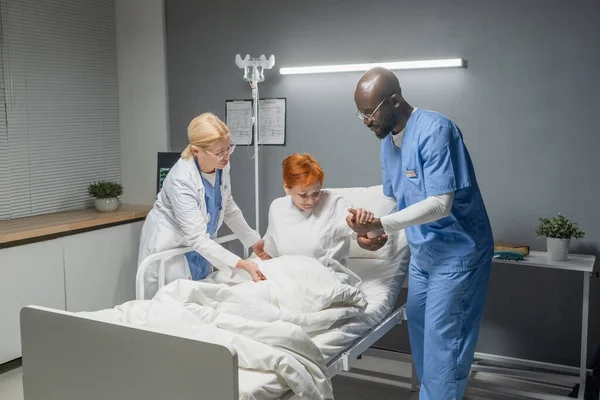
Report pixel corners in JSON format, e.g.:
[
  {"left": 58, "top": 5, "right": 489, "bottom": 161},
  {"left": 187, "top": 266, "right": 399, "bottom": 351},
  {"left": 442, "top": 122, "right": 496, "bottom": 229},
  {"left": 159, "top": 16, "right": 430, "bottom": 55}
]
[
  {"left": 262, "top": 190, "right": 361, "bottom": 287},
  {"left": 208, "top": 189, "right": 361, "bottom": 290}
]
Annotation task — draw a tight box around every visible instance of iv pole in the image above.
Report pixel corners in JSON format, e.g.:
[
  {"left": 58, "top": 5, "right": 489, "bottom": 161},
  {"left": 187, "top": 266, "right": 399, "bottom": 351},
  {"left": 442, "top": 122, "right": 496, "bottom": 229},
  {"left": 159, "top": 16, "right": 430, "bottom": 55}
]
[{"left": 234, "top": 54, "right": 275, "bottom": 234}]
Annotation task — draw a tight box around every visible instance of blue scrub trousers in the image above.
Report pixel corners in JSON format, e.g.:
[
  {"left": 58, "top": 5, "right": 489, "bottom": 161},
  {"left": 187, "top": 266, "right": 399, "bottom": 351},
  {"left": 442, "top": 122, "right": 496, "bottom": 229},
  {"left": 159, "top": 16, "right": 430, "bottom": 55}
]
[{"left": 406, "top": 261, "right": 491, "bottom": 400}]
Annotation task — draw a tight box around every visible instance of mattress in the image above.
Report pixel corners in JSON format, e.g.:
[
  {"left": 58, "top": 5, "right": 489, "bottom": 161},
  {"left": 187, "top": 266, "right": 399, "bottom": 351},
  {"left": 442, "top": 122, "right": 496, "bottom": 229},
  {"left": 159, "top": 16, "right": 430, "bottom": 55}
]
[{"left": 237, "top": 256, "right": 407, "bottom": 400}]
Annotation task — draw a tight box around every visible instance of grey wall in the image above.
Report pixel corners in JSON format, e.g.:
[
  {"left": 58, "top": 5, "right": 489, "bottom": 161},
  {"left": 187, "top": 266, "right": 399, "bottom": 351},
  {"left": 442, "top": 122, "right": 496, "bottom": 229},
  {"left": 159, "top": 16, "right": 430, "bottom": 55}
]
[
  {"left": 116, "top": 0, "right": 169, "bottom": 205},
  {"left": 165, "top": 0, "right": 600, "bottom": 367}
]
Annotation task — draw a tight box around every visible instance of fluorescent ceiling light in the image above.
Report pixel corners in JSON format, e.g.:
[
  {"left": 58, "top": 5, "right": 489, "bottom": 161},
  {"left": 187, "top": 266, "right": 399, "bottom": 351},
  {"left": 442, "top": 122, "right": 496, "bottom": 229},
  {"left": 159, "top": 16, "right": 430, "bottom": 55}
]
[{"left": 279, "top": 58, "right": 467, "bottom": 75}]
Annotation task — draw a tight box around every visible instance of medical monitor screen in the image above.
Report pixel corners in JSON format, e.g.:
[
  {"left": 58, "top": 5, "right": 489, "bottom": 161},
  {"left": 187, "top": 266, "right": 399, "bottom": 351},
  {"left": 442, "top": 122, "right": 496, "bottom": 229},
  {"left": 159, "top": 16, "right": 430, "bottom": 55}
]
[{"left": 156, "top": 152, "right": 181, "bottom": 194}]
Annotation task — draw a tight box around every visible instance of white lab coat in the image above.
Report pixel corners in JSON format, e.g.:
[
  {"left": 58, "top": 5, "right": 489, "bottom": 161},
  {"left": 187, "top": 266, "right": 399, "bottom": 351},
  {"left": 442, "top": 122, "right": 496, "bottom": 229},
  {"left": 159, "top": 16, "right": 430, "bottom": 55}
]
[{"left": 138, "top": 157, "right": 261, "bottom": 299}]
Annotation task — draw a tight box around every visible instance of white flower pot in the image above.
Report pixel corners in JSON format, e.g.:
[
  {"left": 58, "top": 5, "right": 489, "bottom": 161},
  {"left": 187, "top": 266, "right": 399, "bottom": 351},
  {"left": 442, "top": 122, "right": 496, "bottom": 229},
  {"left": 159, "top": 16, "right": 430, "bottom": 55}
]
[
  {"left": 94, "top": 197, "right": 120, "bottom": 213},
  {"left": 546, "top": 237, "right": 570, "bottom": 261}
]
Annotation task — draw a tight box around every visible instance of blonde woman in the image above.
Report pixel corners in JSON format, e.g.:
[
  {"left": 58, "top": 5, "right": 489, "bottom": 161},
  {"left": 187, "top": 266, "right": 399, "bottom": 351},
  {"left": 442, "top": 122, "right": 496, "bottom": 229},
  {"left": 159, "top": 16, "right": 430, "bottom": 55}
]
[{"left": 138, "top": 113, "right": 267, "bottom": 299}]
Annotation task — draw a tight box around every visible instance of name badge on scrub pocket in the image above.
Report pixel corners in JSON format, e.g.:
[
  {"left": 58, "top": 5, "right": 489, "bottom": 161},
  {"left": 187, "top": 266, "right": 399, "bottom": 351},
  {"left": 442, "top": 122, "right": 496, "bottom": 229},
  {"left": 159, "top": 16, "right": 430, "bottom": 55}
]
[{"left": 405, "top": 169, "right": 417, "bottom": 178}]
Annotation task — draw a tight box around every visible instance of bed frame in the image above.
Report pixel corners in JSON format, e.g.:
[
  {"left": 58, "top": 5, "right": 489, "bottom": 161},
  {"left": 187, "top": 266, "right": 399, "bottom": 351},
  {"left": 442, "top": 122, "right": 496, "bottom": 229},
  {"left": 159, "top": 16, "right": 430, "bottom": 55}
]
[
  {"left": 21, "top": 236, "right": 408, "bottom": 400},
  {"left": 20, "top": 304, "right": 406, "bottom": 400},
  {"left": 20, "top": 306, "right": 239, "bottom": 400}
]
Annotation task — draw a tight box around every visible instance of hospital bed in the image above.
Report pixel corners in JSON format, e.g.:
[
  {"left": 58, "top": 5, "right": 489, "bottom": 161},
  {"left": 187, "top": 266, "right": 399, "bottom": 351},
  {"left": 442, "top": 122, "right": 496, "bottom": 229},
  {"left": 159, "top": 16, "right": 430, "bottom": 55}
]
[{"left": 19, "top": 185, "right": 411, "bottom": 400}]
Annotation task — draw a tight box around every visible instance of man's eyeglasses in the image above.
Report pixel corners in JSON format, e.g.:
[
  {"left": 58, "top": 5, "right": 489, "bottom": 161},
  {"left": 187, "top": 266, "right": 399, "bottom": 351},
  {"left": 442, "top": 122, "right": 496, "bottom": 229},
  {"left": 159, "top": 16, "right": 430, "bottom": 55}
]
[
  {"left": 355, "top": 97, "right": 387, "bottom": 120},
  {"left": 206, "top": 143, "right": 236, "bottom": 160}
]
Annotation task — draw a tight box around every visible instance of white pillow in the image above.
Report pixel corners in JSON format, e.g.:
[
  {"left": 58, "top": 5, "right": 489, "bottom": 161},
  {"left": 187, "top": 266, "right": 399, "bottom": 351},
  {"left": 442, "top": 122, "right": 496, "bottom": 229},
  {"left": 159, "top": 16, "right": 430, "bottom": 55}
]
[{"left": 327, "top": 185, "right": 404, "bottom": 260}]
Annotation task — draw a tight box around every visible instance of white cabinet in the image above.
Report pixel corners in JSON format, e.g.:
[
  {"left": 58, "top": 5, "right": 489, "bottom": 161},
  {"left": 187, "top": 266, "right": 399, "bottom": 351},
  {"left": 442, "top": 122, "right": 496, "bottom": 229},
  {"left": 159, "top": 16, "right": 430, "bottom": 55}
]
[
  {"left": 0, "top": 220, "right": 144, "bottom": 364},
  {"left": 63, "top": 221, "right": 143, "bottom": 312},
  {"left": 0, "top": 240, "right": 65, "bottom": 363}
]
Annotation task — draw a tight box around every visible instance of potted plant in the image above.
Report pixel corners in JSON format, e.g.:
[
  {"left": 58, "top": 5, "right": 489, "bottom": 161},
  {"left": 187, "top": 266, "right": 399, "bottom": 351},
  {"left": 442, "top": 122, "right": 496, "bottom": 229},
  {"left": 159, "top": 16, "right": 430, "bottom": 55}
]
[
  {"left": 88, "top": 180, "right": 123, "bottom": 213},
  {"left": 535, "top": 213, "right": 585, "bottom": 261}
]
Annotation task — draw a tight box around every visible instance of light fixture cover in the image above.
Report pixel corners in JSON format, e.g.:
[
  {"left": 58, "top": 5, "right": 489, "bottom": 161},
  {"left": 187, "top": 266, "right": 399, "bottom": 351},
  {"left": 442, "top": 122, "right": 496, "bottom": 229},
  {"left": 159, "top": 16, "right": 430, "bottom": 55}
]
[{"left": 279, "top": 58, "right": 467, "bottom": 75}]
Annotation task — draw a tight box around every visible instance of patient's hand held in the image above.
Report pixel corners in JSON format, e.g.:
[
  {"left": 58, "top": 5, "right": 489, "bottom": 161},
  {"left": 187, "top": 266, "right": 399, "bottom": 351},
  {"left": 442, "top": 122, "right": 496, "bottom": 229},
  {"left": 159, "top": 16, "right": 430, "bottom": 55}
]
[{"left": 346, "top": 208, "right": 382, "bottom": 234}]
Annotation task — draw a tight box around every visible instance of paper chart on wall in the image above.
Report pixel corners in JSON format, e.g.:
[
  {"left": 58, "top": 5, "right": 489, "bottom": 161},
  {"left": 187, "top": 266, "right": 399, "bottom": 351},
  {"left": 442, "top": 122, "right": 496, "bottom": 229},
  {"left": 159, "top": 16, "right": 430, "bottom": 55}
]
[
  {"left": 226, "top": 100, "right": 253, "bottom": 145},
  {"left": 258, "top": 98, "right": 286, "bottom": 145}
]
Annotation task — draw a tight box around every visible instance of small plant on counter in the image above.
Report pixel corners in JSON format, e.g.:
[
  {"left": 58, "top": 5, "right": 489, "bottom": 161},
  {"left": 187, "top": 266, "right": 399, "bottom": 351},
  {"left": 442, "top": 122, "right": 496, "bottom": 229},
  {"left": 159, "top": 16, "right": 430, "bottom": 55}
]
[
  {"left": 88, "top": 180, "right": 123, "bottom": 199},
  {"left": 88, "top": 180, "right": 123, "bottom": 213},
  {"left": 535, "top": 213, "right": 585, "bottom": 240},
  {"left": 535, "top": 213, "right": 584, "bottom": 261}
]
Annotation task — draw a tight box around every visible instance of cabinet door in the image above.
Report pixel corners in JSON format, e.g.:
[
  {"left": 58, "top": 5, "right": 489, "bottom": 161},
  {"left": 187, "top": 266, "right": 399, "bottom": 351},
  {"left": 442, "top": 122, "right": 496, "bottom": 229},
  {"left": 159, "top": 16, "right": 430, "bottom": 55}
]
[
  {"left": 63, "top": 221, "right": 143, "bottom": 312},
  {"left": 0, "top": 240, "right": 65, "bottom": 364}
]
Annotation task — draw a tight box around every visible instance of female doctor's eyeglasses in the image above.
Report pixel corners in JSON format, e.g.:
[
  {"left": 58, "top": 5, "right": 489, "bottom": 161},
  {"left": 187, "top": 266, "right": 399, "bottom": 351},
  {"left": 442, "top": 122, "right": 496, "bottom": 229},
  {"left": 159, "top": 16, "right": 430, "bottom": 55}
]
[
  {"left": 355, "top": 97, "right": 388, "bottom": 120},
  {"left": 205, "top": 143, "right": 236, "bottom": 160}
]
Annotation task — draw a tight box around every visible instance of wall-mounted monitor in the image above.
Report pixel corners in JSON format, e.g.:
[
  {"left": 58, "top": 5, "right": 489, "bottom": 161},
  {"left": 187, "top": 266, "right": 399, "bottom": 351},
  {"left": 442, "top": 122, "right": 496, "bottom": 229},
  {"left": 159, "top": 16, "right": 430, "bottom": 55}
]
[{"left": 156, "top": 152, "right": 181, "bottom": 194}]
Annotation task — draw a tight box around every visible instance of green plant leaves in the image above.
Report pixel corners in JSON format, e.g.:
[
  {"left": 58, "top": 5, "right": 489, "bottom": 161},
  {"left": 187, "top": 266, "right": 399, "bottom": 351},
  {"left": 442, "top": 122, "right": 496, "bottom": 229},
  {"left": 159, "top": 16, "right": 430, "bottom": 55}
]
[
  {"left": 535, "top": 213, "right": 585, "bottom": 239},
  {"left": 88, "top": 180, "right": 123, "bottom": 199}
]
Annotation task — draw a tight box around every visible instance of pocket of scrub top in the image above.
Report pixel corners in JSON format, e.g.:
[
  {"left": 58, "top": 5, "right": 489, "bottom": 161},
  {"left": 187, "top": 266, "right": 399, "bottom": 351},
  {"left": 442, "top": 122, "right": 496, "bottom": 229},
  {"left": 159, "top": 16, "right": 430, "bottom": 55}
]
[
  {"left": 426, "top": 219, "right": 478, "bottom": 264},
  {"left": 402, "top": 165, "right": 426, "bottom": 203}
]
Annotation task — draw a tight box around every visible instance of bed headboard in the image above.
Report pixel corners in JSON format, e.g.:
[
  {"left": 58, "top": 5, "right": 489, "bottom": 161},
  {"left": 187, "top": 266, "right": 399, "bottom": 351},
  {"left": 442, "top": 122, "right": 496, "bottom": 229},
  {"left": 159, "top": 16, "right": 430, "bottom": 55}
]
[{"left": 20, "top": 306, "right": 239, "bottom": 400}]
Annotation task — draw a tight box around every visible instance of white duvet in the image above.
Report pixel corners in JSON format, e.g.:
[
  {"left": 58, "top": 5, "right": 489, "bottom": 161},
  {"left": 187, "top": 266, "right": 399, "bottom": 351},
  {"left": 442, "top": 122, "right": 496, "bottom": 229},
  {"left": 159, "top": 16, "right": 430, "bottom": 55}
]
[{"left": 80, "top": 255, "right": 368, "bottom": 400}]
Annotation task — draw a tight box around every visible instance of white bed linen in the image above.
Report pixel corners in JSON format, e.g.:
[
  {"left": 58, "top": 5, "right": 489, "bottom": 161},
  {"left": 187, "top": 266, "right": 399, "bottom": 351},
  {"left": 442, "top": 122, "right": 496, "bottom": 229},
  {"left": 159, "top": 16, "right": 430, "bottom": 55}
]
[
  {"left": 80, "top": 255, "right": 371, "bottom": 400},
  {"left": 238, "top": 256, "right": 407, "bottom": 400}
]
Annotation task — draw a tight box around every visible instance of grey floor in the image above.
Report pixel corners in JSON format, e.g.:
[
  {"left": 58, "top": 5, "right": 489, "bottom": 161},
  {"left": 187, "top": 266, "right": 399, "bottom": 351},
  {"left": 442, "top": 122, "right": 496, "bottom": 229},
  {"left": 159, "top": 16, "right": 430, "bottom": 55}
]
[
  {"left": 0, "top": 358, "right": 519, "bottom": 400},
  {"left": 332, "top": 376, "right": 504, "bottom": 399},
  {"left": 333, "top": 375, "right": 421, "bottom": 399},
  {"left": 0, "top": 360, "right": 23, "bottom": 400}
]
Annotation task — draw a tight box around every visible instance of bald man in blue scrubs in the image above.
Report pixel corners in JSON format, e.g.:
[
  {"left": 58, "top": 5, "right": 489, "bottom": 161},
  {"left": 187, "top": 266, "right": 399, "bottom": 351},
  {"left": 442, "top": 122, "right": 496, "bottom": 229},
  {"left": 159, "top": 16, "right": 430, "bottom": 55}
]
[{"left": 346, "top": 67, "right": 494, "bottom": 400}]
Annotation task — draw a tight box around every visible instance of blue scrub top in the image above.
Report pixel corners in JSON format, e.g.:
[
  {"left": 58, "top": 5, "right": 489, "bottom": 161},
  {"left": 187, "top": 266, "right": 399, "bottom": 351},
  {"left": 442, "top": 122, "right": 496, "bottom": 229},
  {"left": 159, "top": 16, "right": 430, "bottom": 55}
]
[
  {"left": 381, "top": 108, "right": 493, "bottom": 272},
  {"left": 184, "top": 161, "right": 222, "bottom": 281}
]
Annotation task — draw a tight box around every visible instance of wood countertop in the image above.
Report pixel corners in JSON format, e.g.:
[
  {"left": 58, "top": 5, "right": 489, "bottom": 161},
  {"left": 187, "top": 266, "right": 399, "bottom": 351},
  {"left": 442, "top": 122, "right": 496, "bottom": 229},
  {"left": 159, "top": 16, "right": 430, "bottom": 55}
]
[{"left": 0, "top": 204, "right": 151, "bottom": 245}]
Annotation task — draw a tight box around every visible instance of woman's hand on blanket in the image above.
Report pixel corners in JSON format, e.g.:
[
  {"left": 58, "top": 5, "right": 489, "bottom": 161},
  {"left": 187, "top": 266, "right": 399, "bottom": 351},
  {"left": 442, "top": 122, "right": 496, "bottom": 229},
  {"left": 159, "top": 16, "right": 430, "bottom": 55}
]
[
  {"left": 251, "top": 239, "right": 272, "bottom": 260},
  {"left": 356, "top": 232, "right": 388, "bottom": 251},
  {"left": 236, "top": 259, "right": 267, "bottom": 282},
  {"left": 346, "top": 208, "right": 382, "bottom": 234}
]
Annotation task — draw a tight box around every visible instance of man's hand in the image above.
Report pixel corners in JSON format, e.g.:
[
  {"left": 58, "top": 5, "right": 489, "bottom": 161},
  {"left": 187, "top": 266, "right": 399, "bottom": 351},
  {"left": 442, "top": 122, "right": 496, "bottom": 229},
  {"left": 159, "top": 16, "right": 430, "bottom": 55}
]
[
  {"left": 346, "top": 208, "right": 382, "bottom": 234},
  {"left": 357, "top": 233, "right": 388, "bottom": 251},
  {"left": 251, "top": 240, "right": 271, "bottom": 260}
]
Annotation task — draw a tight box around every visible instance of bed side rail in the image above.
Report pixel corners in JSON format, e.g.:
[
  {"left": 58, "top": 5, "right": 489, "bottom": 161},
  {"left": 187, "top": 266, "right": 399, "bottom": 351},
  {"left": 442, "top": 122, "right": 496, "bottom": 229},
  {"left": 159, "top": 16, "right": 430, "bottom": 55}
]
[
  {"left": 135, "top": 234, "right": 247, "bottom": 300},
  {"left": 326, "top": 304, "right": 407, "bottom": 377}
]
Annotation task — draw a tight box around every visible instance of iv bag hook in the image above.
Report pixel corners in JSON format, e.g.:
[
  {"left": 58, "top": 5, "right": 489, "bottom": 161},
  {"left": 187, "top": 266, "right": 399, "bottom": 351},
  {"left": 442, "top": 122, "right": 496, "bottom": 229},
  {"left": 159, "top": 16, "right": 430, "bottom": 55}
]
[{"left": 234, "top": 54, "right": 275, "bottom": 234}]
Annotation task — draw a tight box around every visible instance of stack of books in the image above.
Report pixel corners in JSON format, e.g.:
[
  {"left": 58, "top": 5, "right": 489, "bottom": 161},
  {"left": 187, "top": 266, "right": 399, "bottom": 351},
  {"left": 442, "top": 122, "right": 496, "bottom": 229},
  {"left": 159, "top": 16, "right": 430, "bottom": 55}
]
[{"left": 493, "top": 243, "right": 530, "bottom": 255}]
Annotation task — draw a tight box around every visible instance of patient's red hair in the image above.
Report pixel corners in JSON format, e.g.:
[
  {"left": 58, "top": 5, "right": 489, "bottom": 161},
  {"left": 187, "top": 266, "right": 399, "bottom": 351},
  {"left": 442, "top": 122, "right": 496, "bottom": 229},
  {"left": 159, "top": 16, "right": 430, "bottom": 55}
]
[{"left": 282, "top": 153, "right": 325, "bottom": 188}]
